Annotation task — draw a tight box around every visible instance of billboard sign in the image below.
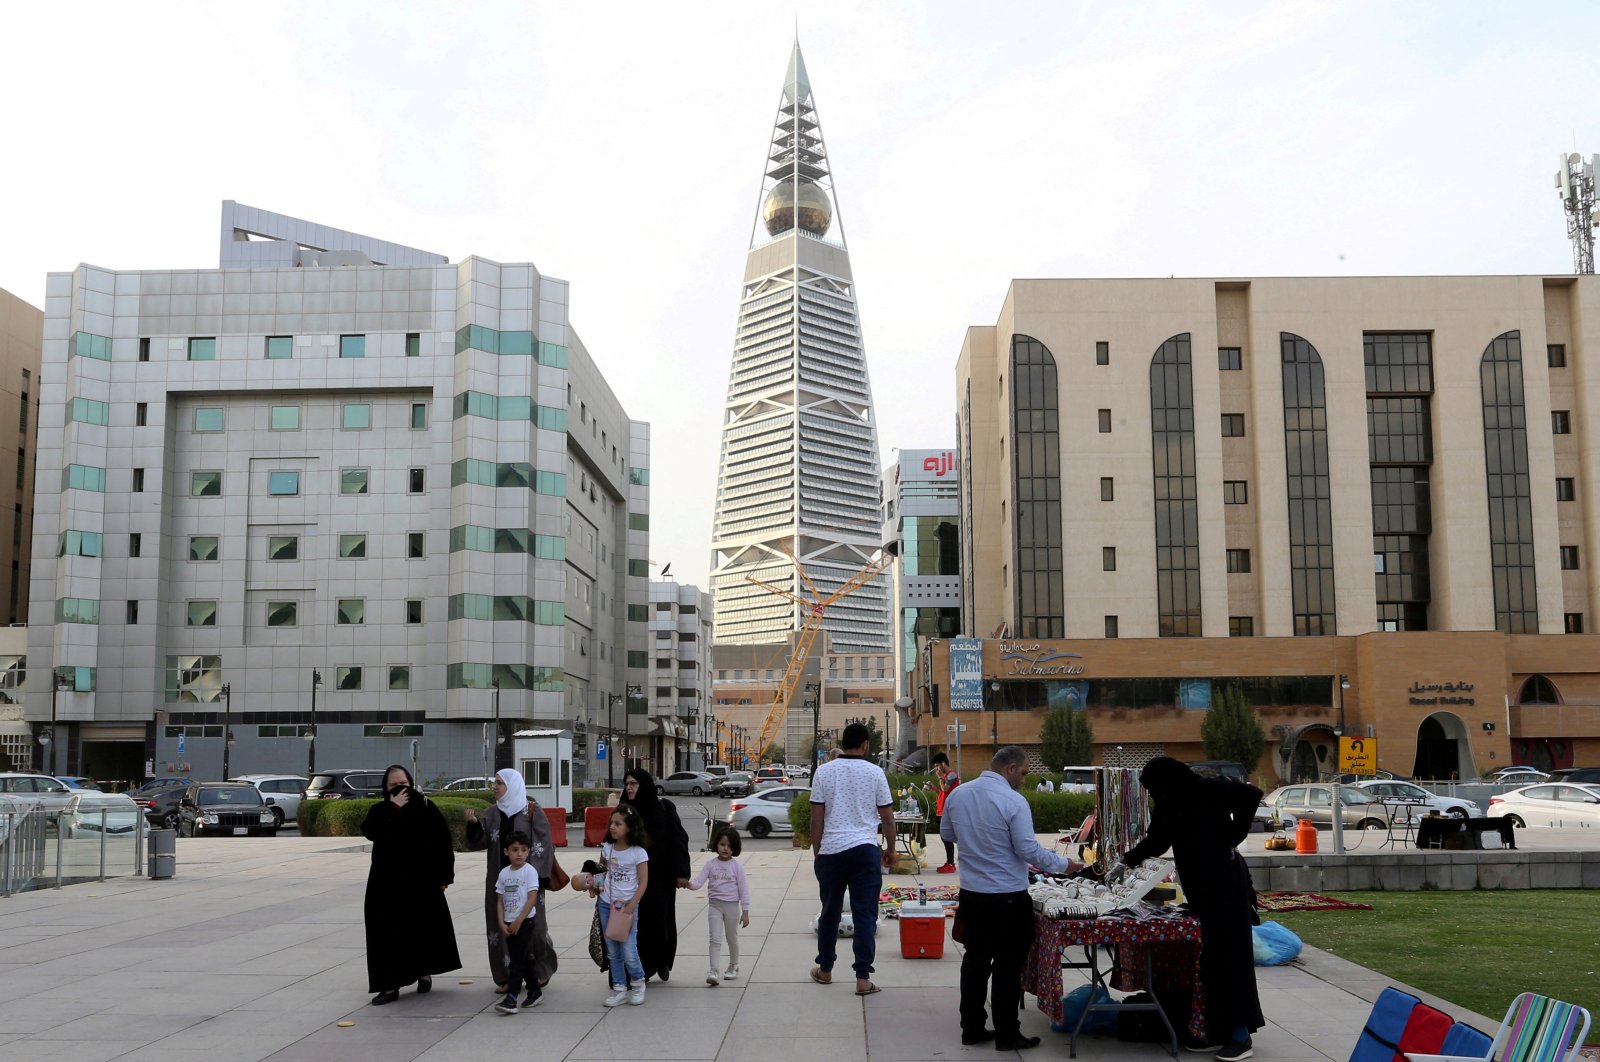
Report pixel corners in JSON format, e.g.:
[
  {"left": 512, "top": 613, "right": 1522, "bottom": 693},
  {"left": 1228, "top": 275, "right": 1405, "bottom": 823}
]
[{"left": 949, "top": 637, "right": 984, "bottom": 711}]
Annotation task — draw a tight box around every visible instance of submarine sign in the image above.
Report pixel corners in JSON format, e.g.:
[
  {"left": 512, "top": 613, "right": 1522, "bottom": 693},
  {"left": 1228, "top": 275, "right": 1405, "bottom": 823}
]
[{"left": 998, "top": 642, "right": 1086, "bottom": 677}]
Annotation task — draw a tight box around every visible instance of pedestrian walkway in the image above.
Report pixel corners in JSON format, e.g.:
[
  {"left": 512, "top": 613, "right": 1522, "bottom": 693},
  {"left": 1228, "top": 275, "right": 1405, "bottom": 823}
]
[{"left": 0, "top": 833, "right": 1483, "bottom": 1061}]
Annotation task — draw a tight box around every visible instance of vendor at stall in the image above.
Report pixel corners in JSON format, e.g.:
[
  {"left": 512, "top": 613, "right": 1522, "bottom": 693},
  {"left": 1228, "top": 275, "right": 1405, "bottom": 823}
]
[
  {"left": 1124, "top": 757, "right": 1263, "bottom": 1062},
  {"left": 941, "top": 746, "right": 1080, "bottom": 1051}
]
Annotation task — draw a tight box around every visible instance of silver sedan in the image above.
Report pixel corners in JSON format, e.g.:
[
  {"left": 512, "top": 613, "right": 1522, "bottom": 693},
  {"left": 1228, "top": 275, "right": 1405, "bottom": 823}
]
[
  {"left": 657, "top": 771, "right": 719, "bottom": 796},
  {"left": 728, "top": 785, "right": 809, "bottom": 839}
]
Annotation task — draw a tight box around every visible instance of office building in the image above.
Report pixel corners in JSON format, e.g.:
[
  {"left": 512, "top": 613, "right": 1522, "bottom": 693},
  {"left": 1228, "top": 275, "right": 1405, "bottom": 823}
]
[
  {"left": 27, "top": 203, "right": 648, "bottom": 784},
  {"left": 905, "top": 275, "right": 1599, "bottom": 779},
  {"left": 0, "top": 287, "right": 42, "bottom": 626},
  {"left": 709, "top": 42, "right": 890, "bottom": 655},
  {"left": 645, "top": 579, "right": 712, "bottom": 772}
]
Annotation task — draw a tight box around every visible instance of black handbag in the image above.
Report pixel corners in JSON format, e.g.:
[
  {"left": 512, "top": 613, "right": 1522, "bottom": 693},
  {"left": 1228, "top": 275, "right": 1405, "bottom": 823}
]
[{"left": 588, "top": 904, "right": 609, "bottom": 971}]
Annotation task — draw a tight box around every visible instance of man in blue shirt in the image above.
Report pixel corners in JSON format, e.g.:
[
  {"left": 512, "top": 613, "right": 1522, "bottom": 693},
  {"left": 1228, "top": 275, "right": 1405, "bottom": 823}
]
[{"left": 940, "top": 745, "right": 1078, "bottom": 1050}]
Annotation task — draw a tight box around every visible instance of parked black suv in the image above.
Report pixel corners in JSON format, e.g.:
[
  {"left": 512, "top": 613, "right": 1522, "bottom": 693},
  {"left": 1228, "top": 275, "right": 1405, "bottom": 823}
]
[
  {"left": 1549, "top": 767, "right": 1600, "bottom": 785},
  {"left": 305, "top": 769, "right": 388, "bottom": 801},
  {"left": 176, "top": 782, "right": 278, "bottom": 837}
]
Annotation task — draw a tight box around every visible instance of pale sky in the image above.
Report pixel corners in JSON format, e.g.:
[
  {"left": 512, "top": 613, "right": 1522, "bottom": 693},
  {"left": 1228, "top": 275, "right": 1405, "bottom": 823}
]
[{"left": 4, "top": 2, "right": 1600, "bottom": 588}]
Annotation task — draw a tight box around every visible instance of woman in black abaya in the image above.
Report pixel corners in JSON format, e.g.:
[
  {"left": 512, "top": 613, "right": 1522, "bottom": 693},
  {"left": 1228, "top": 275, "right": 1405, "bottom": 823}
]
[
  {"left": 622, "top": 768, "right": 692, "bottom": 981},
  {"left": 360, "top": 764, "right": 462, "bottom": 1006},
  {"left": 1124, "top": 757, "right": 1264, "bottom": 1059}
]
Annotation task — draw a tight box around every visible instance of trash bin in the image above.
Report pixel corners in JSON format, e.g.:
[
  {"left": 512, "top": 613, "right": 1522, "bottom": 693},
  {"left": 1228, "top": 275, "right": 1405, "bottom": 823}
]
[{"left": 148, "top": 828, "right": 176, "bottom": 879}]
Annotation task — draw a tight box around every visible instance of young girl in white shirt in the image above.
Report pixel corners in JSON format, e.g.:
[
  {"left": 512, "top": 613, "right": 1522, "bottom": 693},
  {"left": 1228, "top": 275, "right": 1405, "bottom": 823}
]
[
  {"left": 682, "top": 825, "right": 750, "bottom": 985},
  {"left": 592, "top": 805, "right": 650, "bottom": 1007}
]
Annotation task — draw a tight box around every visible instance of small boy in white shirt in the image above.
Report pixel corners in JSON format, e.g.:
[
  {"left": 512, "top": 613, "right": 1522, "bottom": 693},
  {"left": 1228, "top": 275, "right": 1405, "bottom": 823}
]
[{"left": 493, "top": 832, "right": 541, "bottom": 1014}]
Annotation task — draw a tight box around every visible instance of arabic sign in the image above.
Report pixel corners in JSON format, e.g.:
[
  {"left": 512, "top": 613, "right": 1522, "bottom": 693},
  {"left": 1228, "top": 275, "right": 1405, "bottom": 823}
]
[
  {"left": 1339, "top": 736, "right": 1378, "bottom": 775},
  {"left": 1407, "top": 680, "right": 1475, "bottom": 706},
  {"left": 949, "top": 638, "right": 984, "bottom": 711},
  {"left": 899, "top": 449, "right": 959, "bottom": 483},
  {"left": 998, "top": 641, "right": 1085, "bottom": 677}
]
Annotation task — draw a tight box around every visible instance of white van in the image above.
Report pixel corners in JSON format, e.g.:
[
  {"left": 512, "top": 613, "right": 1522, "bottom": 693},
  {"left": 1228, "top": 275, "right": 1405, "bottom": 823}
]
[{"left": 1059, "top": 767, "right": 1102, "bottom": 794}]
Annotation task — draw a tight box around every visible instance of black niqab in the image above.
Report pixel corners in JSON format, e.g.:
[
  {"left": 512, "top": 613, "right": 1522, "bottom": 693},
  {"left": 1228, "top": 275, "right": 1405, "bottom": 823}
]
[{"left": 623, "top": 768, "right": 691, "bottom": 980}]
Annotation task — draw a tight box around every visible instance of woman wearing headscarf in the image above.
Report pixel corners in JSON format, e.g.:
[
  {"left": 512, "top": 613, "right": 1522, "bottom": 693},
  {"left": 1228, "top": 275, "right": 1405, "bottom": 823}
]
[
  {"left": 622, "top": 768, "right": 692, "bottom": 981},
  {"left": 360, "top": 764, "right": 461, "bottom": 1006},
  {"left": 464, "top": 768, "right": 559, "bottom": 990},
  {"left": 1124, "top": 757, "right": 1264, "bottom": 1061}
]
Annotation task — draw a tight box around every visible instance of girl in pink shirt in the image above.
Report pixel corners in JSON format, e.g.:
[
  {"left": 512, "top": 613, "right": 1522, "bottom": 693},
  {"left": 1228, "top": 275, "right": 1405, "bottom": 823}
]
[{"left": 683, "top": 826, "right": 750, "bottom": 985}]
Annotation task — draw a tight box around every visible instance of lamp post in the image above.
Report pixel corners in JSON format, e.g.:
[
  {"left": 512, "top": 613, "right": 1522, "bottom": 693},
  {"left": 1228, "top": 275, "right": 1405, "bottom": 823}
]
[
  {"left": 989, "top": 679, "right": 1002, "bottom": 751},
  {"left": 608, "top": 693, "right": 621, "bottom": 788},
  {"left": 806, "top": 681, "right": 821, "bottom": 766},
  {"left": 220, "top": 682, "right": 232, "bottom": 780},
  {"left": 1337, "top": 674, "right": 1350, "bottom": 737},
  {"left": 491, "top": 680, "right": 503, "bottom": 774},
  {"left": 307, "top": 669, "right": 322, "bottom": 776},
  {"left": 42, "top": 671, "right": 70, "bottom": 774}
]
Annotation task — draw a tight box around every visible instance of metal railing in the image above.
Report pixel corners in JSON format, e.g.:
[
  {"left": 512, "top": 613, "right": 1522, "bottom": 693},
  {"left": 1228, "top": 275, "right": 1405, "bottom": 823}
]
[{"left": 0, "top": 801, "right": 147, "bottom": 896}]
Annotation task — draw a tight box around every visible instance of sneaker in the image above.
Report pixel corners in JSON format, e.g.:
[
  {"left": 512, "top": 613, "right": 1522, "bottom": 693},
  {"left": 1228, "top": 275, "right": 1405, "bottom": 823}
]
[
  {"left": 723, "top": 966, "right": 739, "bottom": 981},
  {"left": 1216, "top": 1038, "right": 1253, "bottom": 1061},
  {"left": 1183, "top": 1039, "right": 1222, "bottom": 1053},
  {"left": 522, "top": 988, "right": 543, "bottom": 1009},
  {"left": 604, "top": 986, "right": 628, "bottom": 1007},
  {"left": 937, "top": 863, "right": 956, "bottom": 874},
  {"left": 494, "top": 992, "right": 518, "bottom": 1015},
  {"left": 627, "top": 980, "right": 646, "bottom": 1006},
  {"left": 706, "top": 969, "right": 721, "bottom": 986}
]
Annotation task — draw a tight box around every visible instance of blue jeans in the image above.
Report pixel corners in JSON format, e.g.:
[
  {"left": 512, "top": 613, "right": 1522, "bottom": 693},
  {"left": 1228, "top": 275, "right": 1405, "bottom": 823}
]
[
  {"left": 599, "top": 900, "right": 644, "bottom": 987},
  {"left": 814, "top": 842, "right": 882, "bottom": 979}
]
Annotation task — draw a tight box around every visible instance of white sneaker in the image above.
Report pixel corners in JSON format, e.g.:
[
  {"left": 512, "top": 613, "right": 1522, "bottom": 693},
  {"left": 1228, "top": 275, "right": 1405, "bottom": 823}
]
[
  {"left": 723, "top": 966, "right": 739, "bottom": 981},
  {"left": 627, "top": 980, "right": 646, "bottom": 1006},
  {"left": 706, "top": 968, "right": 721, "bottom": 986},
  {"left": 604, "top": 986, "right": 628, "bottom": 1007}
]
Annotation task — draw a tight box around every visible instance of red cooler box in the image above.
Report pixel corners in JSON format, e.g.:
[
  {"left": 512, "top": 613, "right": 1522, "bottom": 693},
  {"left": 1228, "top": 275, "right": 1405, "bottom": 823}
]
[{"left": 898, "top": 901, "right": 946, "bottom": 959}]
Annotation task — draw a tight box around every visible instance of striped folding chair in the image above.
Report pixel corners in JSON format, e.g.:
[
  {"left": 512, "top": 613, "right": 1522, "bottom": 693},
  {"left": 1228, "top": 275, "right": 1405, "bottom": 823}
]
[{"left": 1405, "top": 992, "right": 1591, "bottom": 1062}]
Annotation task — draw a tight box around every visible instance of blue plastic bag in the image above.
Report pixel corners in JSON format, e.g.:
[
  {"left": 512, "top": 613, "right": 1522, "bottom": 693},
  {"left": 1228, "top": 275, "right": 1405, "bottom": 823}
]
[
  {"left": 1252, "top": 920, "right": 1302, "bottom": 965},
  {"left": 1052, "top": 983, "right": 1117, "bottom": 1034}
]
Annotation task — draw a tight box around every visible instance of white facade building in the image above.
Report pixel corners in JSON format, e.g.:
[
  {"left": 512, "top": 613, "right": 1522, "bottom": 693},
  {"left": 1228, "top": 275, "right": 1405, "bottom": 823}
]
[
  {"left": 26, "top": 204, "right": 648, "bottom": 787},
  {"left": 645, "top": 580, "right": 713, "bottom": 772}
]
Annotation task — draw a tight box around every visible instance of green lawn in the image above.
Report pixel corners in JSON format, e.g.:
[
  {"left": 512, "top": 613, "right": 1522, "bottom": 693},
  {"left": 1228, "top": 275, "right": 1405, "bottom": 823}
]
[{"left": 1271, "top": 891, "right": 1600, "bottom": 1026}]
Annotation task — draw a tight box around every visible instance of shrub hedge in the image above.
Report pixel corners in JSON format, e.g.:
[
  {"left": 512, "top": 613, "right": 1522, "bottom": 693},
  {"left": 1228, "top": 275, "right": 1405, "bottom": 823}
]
[
  {"left": 300, "top": 794, "right": 491, "bottom": 852},
  {"left": 788, "top": 790, "right": 811, "bottom": 846},
  {"left": 571, "top": 789, "right": 613, "bottom": 818}
]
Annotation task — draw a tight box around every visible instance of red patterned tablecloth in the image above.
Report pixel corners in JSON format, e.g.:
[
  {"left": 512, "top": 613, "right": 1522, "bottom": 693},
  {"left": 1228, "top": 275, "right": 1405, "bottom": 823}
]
[{"left": 1022, "top": 912, "right": 1206, "bottom": 1039}]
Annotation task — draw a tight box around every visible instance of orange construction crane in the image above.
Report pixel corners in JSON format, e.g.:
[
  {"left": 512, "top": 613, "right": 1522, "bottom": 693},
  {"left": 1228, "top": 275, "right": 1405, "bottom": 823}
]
[{"left": 746, "top": 545, "right": 895, "bottom": 763}]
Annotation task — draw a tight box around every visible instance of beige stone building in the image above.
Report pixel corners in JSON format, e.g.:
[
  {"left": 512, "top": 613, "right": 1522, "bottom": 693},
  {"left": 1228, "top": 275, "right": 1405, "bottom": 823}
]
[
  {"left": 0, "top": 288, "right": 41, "bottom": 627},
  {"left": 918, "top": 276, "right": 1599, "bottom": 780}
]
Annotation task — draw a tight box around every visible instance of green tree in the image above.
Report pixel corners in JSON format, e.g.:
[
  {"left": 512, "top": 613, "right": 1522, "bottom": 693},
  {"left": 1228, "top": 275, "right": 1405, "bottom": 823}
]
[
  {"left": 800, "top": 733, "right": 829, "bottom": 763},
  {"left": 1041, "top": 706, "right": 1095, "bottom": 769},
  {"left": 759, "top": 742, "right": 785, "bottom": 765},
  {"left": 1201, "top": 683, "right": 1266, "bottom": 770},
  {"left": 1064, "top": 705, "right": 1094, "bottom": 767}
]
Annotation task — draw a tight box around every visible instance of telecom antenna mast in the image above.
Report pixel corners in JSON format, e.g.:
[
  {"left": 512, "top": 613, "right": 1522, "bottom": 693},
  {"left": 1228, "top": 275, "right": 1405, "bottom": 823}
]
[{"left": 1555, "top": 152, "right": 1600, "bottom": 274}]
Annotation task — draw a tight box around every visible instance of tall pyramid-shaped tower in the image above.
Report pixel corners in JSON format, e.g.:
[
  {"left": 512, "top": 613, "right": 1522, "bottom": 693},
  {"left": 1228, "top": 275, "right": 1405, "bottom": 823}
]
[{"left": 710, "top": 42, "right": 890, "bottom": 654}]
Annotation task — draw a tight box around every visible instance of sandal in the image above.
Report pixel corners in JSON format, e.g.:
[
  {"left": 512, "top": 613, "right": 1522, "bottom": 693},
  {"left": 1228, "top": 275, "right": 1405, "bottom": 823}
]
[
  {"left": 809, "top": 966, "right": 832, "bottom": 985},
  {"left": 855, "top": 982, "right": 882, "bottom": 996}
]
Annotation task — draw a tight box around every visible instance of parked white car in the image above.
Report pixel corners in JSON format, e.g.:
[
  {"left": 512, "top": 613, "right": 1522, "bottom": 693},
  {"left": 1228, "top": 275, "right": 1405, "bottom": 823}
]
[
  {"left": 728, "top": 786, "right": 808, "bottom": 839},
  {"left": 1488, "top": 782, "right": 1600, "bottom": 828},
  {"left": 439, "top": 777, "right": 493, "bottom": 792},
  {"left": 1354, "top": 780, "right": 1481, "bottom": 819},
  {"left": 231, "top": 775, "right": 308, "bottom": 826},
  {"left": 63, "top": 793, "right": 148, "bottom": 838}
]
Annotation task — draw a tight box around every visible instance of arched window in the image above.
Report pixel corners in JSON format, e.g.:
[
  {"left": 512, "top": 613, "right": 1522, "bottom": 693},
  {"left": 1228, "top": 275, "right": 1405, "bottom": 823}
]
[
  {"left": 1480, "top": 331, "right": 1538, "bottom": 633},
  {"left": 1517, "top": 675, "right": 1560, "bottom": 705},
  {"left": 1281, "top": 333, "right": 1336, "bottom": 634},
  {"left": 1150, "top": 334, "right": 1200, "bottom": 636},
  {"left": 1011, "top": 335, "right": 1062, "bottom": 638}
]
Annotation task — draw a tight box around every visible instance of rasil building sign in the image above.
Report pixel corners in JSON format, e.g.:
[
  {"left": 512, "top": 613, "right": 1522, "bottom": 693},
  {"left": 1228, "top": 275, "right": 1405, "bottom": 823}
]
[{"left": 1407, "top": 681, "right": 1475, "bottom": 707}]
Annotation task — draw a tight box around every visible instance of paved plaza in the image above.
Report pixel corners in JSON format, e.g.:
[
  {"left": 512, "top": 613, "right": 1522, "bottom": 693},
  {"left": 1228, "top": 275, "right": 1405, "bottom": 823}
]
[{"left": 0, "top": 830, "right": 1501, "bottom": 1062}]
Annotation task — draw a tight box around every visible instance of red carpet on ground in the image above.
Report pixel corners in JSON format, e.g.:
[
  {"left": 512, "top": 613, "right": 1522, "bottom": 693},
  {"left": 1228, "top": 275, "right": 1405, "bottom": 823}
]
[{"left": 1257, "top": 891, "right": 1374, "bottom": 912}]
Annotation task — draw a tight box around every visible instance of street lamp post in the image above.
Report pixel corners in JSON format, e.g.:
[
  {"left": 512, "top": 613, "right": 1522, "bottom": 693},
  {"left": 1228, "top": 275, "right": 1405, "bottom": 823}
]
[
  {"left": 608, "top": 693, "right": 620, "bottom": 788},
  {"left": 307, "top": 669, "right": 322, "bottom": 776},
  {"left": 1337, "top": 674, "right": 1350, "bottom": 737},
  {"left": 988, "top": 679, "right": 1002, "bottom": 751},
  {"left": 806, "top": 681, "right": 821, "bottom": 766},
  {"left": 43, "top": 671, "right": 70, "bottom": 774},
  {"left": 220, "top": 682, "right": 233, "bottom": 780}
]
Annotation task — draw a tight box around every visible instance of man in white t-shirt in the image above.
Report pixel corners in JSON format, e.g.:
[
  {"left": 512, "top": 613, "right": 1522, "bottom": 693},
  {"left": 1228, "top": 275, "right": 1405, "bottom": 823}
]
[{"left": 807, "top": 722, "right": 894, "bottom": 995}]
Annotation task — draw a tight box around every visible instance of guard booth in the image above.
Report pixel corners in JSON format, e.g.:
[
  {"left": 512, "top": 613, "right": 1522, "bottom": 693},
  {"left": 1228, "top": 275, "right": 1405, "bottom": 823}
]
[{"left": 510, "top": 729, "right": 573, "bottom": 813}]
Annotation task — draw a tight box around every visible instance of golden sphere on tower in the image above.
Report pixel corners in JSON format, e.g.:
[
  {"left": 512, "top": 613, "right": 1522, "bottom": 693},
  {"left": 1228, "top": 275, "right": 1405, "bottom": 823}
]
[{"left": 763, "top": 178, "right": 832, "bottom": 237}]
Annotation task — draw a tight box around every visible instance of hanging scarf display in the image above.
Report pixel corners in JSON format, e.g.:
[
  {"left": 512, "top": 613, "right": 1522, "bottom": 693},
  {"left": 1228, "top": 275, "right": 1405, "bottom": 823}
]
[{"left": 1095, "top": 767, "right": 1149, "bottom": 864}]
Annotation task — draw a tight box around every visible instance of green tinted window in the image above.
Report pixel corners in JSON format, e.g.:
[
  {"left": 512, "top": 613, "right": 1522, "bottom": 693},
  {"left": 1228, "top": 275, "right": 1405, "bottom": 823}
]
[
  {"left": 627, "top": 560, "right": 650, "bottom": 577},
  {"left": 268, "top": 471, "right": 300, "bottom": 496},
  {"left": 337, "top": 598, "right": 365, "bottom": 624},
  {"left": 187, "top": 601, "right": 217, "bottom": 626},
  {"left": 628, "top": 513, "right": 649, "bottom": 531},
  {"left": 268, "top": 535, "right": 298, "bottom": 560},
  {"left": 339, "top": 334, "right": 365, "bottom": 358},
  {"left": 266, "top": 601, "right": 297, "bottom": 627},
  {"left": 71, "top": 331, "right": 112, "bottom": 360},
  {"left": 191, "top": 471, "right": 222, "bottom": 497},
  {"left": 534, "top": 600, "right": 564, "bottom": 625},
  {"left": 533, "top": 534, "right": 565, "bottom": 559},
  {"left": 336, "top": 666, "right": 362, "bottom": 689},
  {"left": 341, "top": 403, "right": 371, "bottom": 430},
  {"left": 68, "top": 398, "right": 109, "bottom": 426},
  {"left": 628, "top": 467, "right": 650, "bottom": 486},
  {"left": 497, "top": 462, "right": 532, "bottom": 488},
  {"left": 189, "top": 536, "right": 219, "bottom": 561},
  {"left": 534, "top": 405, "right": 567, "bottom": 432},
  {"left": 65, "top": 464, "right": 107, "bottom": 492},
  {"left": 448, "top": 593, "right": 493, "bottom": 621},
  {"left": 265, "top": 336, "right": 293, "bottom": 359},
  {"left": 339, "top": 534, "right": 367, "bottom": 559},
  {"left": 194, "top": 407, "right": 224, "bottom": 432},
  {"left": 389, "top": 665, "right": 411, "bottom": 690},
  {"left": 188, "top": 337, "right": 216, "bottom": 361},
  {"left": 534, "top": 471, "right": 566, "bottom": 496},
  {"left": 627, "top": 604, "right": 648, "bottom": 622},
  {"left": 341, "top": 468, "right": 369, "bottom": 495},
  {"left": 270, "top": 406, "right": 300, "bottom": 430},
  {"left": 405, "top": 333, "right": 421, "bottom": 357},
  {"left": 59, "top": 530, "right": 102, "bottom": 557},
  {"left": 537, "top": 342, "right": 569, "bottom": 368},
  {"left": 628, "top": 651, "right": 648, "bottom": 668}
]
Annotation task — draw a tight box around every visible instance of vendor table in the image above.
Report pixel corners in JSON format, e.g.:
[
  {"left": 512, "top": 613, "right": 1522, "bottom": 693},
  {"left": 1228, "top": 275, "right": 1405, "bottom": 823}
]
[
  {"left": 1414, "top": 815, "right": 1516, "bottom": 850},
  {"left": 890, "top": 812, "right": 928, "bottom": 861},
  {"left": 1023, "top": 912, "right": 1205, "bottom": 1058}
]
